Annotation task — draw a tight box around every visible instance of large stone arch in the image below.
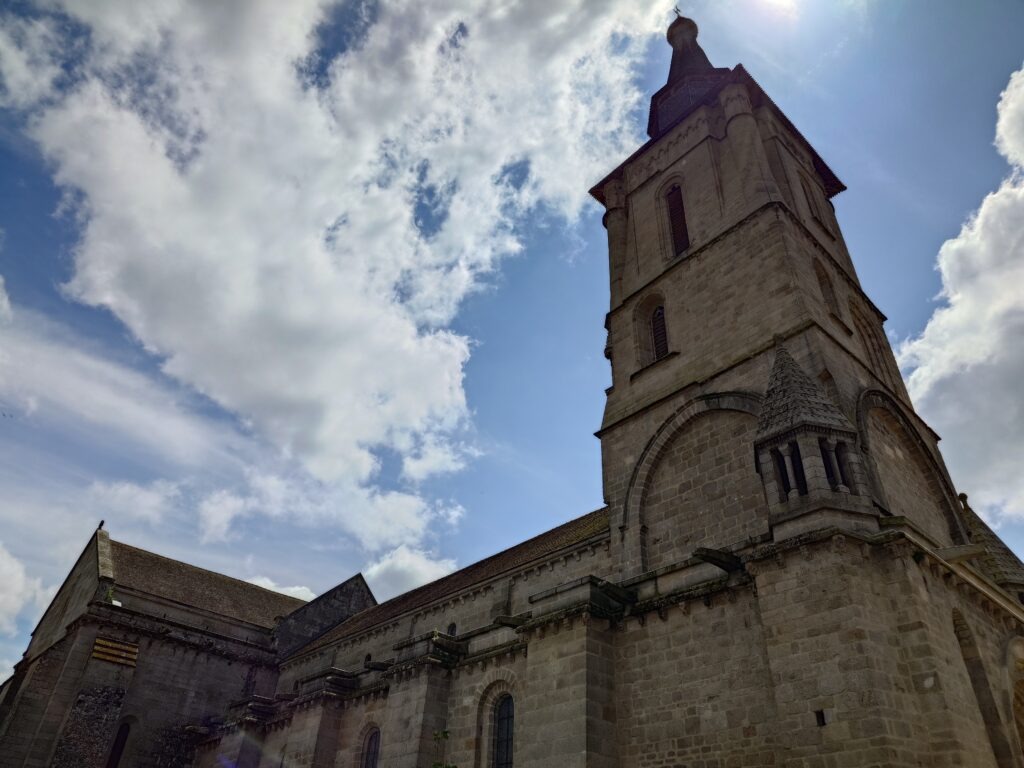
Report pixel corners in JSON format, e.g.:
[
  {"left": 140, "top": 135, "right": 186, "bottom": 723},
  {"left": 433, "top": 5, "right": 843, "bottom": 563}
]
[
  {"left": 856, "top": 388, "right": 966, "bottom": 545},
  {"left": 619, "top": 392, "right": 763, "bottom": 573}
]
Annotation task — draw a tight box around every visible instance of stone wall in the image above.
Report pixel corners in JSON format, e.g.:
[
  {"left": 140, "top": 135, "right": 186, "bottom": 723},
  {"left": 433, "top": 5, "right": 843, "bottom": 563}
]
[{"left": 641, "top": 408, "right": 765, "bottom": 571}]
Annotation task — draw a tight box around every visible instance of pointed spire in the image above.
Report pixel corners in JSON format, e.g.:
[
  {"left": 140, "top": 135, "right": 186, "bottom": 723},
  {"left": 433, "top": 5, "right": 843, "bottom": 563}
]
[
  {"left": 666, "top": 15, "right": 714, "bottom": 83},
  {"left": 756, "top": 341, "right": 854, "bottom": 442},
  {"left": 646, "top": 15, "right": 728, "bottom": 139}
]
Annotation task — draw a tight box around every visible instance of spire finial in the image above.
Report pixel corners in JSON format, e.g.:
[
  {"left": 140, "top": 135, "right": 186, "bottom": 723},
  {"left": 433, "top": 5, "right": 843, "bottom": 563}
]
[{"left": 665, "top": 14, "right": 713, "bottom": 83}]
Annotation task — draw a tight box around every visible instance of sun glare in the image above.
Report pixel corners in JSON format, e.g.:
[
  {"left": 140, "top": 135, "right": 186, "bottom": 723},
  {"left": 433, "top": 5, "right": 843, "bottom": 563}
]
[{"left": 761, "top": 0, "right": 799, "bottom": 17}]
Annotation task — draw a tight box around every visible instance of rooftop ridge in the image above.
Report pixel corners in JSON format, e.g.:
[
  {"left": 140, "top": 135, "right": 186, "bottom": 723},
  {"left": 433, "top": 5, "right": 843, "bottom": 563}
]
[
  {"left": 288, "top": 507, "right": 610, "bottom": 658},
  {"left": 108, "top": 539, "right": 308, "bottom": 605}
]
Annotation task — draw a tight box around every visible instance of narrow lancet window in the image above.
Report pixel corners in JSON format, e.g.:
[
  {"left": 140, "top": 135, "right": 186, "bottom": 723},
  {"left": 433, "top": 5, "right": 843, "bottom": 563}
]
[
  {"left": 772, "top": 449, "right": 791, "bottom": 502},
  {"left": 362, "top": 728, "right": 381, "bottom": 768},
  {"left": 814, "top": 260, "right": 839, "bottom": 316},
  {"left": 666, "top": 184, "right": 690, "bottom": 255},
  {"left": 493, "top": 695, "right": 514, "bottom": 768},
  {"left": 651, "top": 306, "right": 669, "bottom": 361},
  {"left": 105, "top": 723, "right": 131, "bottom": 768},
  {"left": 789, "top": 441, "right": 809, "bottom": 496}
]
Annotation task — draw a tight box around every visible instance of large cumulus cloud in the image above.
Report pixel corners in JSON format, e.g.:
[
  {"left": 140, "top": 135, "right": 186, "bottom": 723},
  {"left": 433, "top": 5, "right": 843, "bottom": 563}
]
[
  {"left": 899, "top": 65, "right": 1024, "bottom": 521},
  {"left": 0, "top": 1, "right": 664, "bottom": 598}
]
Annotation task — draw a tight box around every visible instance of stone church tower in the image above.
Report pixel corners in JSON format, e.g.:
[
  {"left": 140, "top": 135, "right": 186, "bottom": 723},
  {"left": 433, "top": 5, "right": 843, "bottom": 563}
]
[
  {"left": 587, "top": 14, "right": 1024, "bottom": 765},
  {"left": 4, "top": 15, "right": 1024, "bottom": 768}
]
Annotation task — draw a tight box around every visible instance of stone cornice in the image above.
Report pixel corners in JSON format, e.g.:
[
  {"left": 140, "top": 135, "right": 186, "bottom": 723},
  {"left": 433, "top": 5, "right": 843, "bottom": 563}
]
[
  {"left": 280, "top": 530, "right": 612, "bottom": 671},
  {"left": 71, "top": 603, "right": 277, "bottom": 665}
]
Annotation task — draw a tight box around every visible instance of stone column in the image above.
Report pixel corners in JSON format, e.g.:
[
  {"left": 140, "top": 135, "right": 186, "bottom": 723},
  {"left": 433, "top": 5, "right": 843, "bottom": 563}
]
[
  {"left": 379, "top": 663, "right": 451, "bottom": 768},
  {"left": 603, "top": 180, "right": 628, "bottom": 309},
  {"left": 796, "top": 434, "right": 831, "bottom": 495},
  {"left": 519, "top": 604, "right": 617, "bottom": 767},
  {"left": 718, "top": 83, "right": 779, "bottom": 208}
]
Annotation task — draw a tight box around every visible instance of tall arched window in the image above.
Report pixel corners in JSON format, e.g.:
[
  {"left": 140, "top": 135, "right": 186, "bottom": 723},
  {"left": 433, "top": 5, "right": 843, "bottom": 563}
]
[
  {"left": 362, "top": 727, "right": 381, "bottom": 768},
  {"left": 104, "top": 722, "right": 131, "bottom": 768},
  {"left": 650, "top": 306, "right": 669, "bottom": 362},
  {"left": 492, "top": 695, "right": 514, "bottom": 768},
  {"left": 813, "top": 260, "right": 839, "bottom": 317},
  {"left": 801, "top": 175, "right": 833, "bottom": 236},
  {"left": 851, "top": 303, "right": 900, "bottom": 393},
  {"left": 665, "top": 184, "right": 690, "bottom": 255}
]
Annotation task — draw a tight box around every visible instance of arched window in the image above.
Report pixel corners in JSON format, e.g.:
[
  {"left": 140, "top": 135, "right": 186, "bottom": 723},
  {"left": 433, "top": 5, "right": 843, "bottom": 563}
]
[
  {"left": 665, "top": 184, "right": 690, "bottom": 255},
  {"left": 813, "top": 260, "right": 839, "bottom": 317},
  {"left": 492, "top": 694, "right": 514, "bottom": 768},
  {"left": 851, "top": 303, "right": 900, "bottom": 393},
  {"left": 650, "top": 306, "right": 669, "bottom": 362},
  {"left": 446, "top": 622, "right": 457, "bottom": 637},
  {"left": 801, "top": 175, "right": 833, "bottom": 235},
  {"left": 362, "top": 727, "right": 381, "bottom": 768},
  {"left": 104, "top": 722, "right": 131, "bottom": 768},
  {"left": 364, "top": 653, "right": 372, "bottom": 665},
  {"left": 635, "top": 294, "right": 669, "bottom": 368}
]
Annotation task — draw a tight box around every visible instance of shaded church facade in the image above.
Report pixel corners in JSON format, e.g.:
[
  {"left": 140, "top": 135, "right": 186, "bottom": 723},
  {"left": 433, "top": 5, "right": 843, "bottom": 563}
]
[{"left": 4, "top": 15, "right": 1024, "bottom": 768}]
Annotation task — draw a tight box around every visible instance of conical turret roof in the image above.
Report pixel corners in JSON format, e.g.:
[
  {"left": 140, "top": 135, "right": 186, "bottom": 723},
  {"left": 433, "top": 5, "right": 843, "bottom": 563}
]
[
  {"left": 756, "top": 343, "right": 854, "bottom": 442},
  {"left": 957, "top": 494, "right": 1024, "bottom": 590}
]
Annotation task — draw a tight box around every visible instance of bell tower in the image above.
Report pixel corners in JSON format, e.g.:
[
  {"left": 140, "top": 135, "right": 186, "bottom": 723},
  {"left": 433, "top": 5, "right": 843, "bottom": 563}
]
[{"left": 590, "top": 16, "right": 982, "bottom": 581}]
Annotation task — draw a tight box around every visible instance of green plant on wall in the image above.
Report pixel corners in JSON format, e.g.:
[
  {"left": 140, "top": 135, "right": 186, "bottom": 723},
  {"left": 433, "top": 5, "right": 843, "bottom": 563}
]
[{"left": 431, "top": 729, "right": 457, "bottom": 768}]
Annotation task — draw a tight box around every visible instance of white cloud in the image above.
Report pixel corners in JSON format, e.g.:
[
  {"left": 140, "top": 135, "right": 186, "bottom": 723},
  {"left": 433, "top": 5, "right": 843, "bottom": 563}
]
[
  {"left": 0, "top": 273, "right": 11, "bottom": 325},
  {"left": 364, "top": 544, "right": 457, "bottom": 602},
  {"left": 0, "top": 306, "right": 238, "bottom": 470},
  {"left": 0, "top": 1, "right": 667, "bottom": 565},
  {"left": 0, "top": 540, "right": 46, "bottom": 636},
  {"left": 402, "top": 437, "right": 472, "bottom": 482},
  {"left": 196, "top": 467, "right": 464, "bottom": 549},
  {"left": 87, "top": 480, "right": 180, "bottom": 525},
  {"left": 245, "top": 576, "right": 316, "bottom": 602},
  {"left": 0, "top": 288, "right": 463, "bottom": 554},
  {"left": 0, "top": 14, "right": 61, "bottom": 109},
  {"left": 899, "top": 65, "right": 1024, "bottom": 520},
  {"left": 6, "top": 1, "right": 660, "bottom": 492}
]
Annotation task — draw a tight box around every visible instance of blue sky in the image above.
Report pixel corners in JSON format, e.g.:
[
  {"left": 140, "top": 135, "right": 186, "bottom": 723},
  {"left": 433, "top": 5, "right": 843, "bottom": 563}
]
[{"left": 0, "top": 0, "right": 1022, "bottom": 676}]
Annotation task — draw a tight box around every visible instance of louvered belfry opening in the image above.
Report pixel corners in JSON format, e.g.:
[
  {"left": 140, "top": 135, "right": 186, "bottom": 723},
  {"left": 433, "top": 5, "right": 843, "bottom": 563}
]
[
  {"left": 666, "top": 184, "right": 690, "bottom": 255},
  {"left": 651, "top": 306, "right": 669, "bottom": 361}
]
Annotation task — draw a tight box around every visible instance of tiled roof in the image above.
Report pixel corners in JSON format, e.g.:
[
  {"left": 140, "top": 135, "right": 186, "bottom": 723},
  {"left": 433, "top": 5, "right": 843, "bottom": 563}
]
[
  {"left": 958, "top": 497, "right": 1024, "bottom": 589},
  {"left": 290, "top": 508, "right": 610, "bottom": 659},
  {"left": 109, "top": 541, "right": 305, "bottom": 628},
  {"left": 756, "top": 344, "right": 854, "bottom": 442}
]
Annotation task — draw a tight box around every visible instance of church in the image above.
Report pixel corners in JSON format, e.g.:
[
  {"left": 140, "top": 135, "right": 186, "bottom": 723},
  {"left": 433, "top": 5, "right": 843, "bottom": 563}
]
[{"left": 4, "top": 15, "right": 1024, "bottom": 768}]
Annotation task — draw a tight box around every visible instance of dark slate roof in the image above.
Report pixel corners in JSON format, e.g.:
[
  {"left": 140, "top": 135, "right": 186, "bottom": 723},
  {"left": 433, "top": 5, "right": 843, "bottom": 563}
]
[
  {"left": 109, "top": 540, "right": 306, "bottom": 628},
  {"left": 756, "top": 344, "right": 854, "bottom": 442},
  {"left": 291, "top": 508, "right": 610, "bottom": 658},
  {"left": 957, "top": 496, "right": 1024, "bottom": 588}
]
